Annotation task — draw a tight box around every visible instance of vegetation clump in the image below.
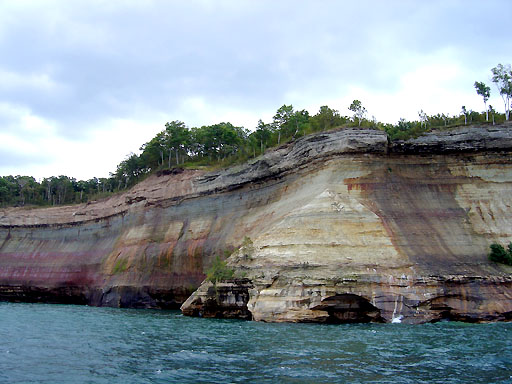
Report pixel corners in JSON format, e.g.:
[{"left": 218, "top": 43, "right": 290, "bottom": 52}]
[
  {"left": 489, "top": 242, "right": 512, "bottom": 266},
  {"left": 241, "top": 236, "right": 253, "bottom": 247},
  {"left": 206, "top": 255, "right": 234, "bottom": 284},
  {"left": 112, "top": 258, "right": 129, "bottom": 274}
]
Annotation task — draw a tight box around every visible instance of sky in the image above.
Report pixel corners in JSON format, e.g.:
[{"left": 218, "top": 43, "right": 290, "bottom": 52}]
[{"left": 0, "top": 0, "right": 511, "bottom": 181}]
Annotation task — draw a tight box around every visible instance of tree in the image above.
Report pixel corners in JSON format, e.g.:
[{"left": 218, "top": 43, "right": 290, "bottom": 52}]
[
  {"left": 190, "top": 122, "right": 246, "bottom": 161},
  {"left": 48, "top": 176, "right": 74, "bottom": 205},
  {"left": 310, "top": 105, "right": 346, "bottom": 132},
  {"left": 461, "top": 106, "right": 468, "bottom": 125},
  {"left": 164, "top": 121, "right": 189, "bottom": 167},
  {"left": 489, "top": 242, "right": 512, "bottom": 266},
  {"left": 288, "top": 109, "right": 310, "bottom": 138},
  {"left": 491, "top": 63, "right": 512, "bottom": 121},
  {"left": 216, "top": 122, "right": 246, "bottom": 159},
  {"left": 272, "top": 104, "right": 294, "bottom": 145},
  {"left": 140, "top": 132, "right": 166, "bottom": 170},
  {"left": 489, "top": 105, "right": 496, "bottom": 125},
  {"left": 428, "top": 113, "right": 451, "bottom": 127},
  {"left": 468, "top": 109, "right": 480, "bottom": 124},
  {"left": 418, "top": 109, "right": 428, "bottom": 129},
  {"left": 114, "top": 153, "right": 147, "bottom": 188},
  {"left": 16, "top": 176, "right": 36, "bottom": 206},
  {"left": 384, "top": 118, "right": 422, "bottom": 140},
  {"left": 0, "top": 178, "right": 10, "bottom": 205},
  {"left": 74, "top": 180, "right": 87, "bottom": 202},
  {"left": 253, "top": 120, "right": 272, "bottom": 154},
  {"left": 474, "top": 81, "right": 491, "bottom": 121},
  {"left": 348, "top": 100, "right": 366, "bottom": 127}
]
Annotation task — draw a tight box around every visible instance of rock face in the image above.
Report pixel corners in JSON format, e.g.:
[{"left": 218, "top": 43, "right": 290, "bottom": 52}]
[
  {"left": 180, "top": 279, "right": 253, "bottom": 320},
  {"left": 392, "top": 125, "right": 512, "bottom": 153},
  {"left": 2, "top": 125, "right": 512, "bottom": 322}
]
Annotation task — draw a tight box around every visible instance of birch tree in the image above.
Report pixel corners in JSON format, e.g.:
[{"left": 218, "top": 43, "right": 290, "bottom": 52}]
[
  {"left": 418, "top": 109, "right": 428, "bottom": 129},
  {"left": 491, "top": 64, "right": 512, "bottom": 121},
  {"left": 474, "top": 81, "right": 491, "bottom": 121},
  {"left": 461, "top": 106, "right": 468, "bottom": 125},
  {"left": 349, "top": 100, "right": 366, "bottom": 127}
]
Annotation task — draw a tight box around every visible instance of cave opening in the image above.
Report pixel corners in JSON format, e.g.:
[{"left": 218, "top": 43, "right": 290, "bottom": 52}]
[{"left": 312, "top": 294, "right": 385, "bottom": 323}]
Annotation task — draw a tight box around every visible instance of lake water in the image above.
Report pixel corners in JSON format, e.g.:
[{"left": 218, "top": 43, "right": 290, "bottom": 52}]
[{"left": 1, "top": 302, "right": 511, "bottom": 383}]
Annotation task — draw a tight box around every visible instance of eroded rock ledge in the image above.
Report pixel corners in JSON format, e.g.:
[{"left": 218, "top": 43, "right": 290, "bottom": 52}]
[
  {"left": 1, "top": 124, "right": 512, "bottom": 322},
  {"left": 183, "top": 275, "right": 512, "bottom": 324},
  {"left": 392, "top": 125, "right": 512, "bottom": 153}
]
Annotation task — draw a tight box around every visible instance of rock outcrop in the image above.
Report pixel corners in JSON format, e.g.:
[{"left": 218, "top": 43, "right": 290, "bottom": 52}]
[
  {"left": 180, "top": 279, "right": 253, "bottom": 320},
  {"left": 2, "top": 125, "right": 512, "bottom": 322}
]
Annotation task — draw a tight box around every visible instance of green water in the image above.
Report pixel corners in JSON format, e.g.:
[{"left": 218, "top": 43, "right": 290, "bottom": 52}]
[{"left": 1, "top": 302, "right": 511, "bottom": 383}]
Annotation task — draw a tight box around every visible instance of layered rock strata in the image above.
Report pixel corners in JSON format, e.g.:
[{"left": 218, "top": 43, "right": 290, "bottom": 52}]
[{"left": 2, "top": 125, "right": 512, "bottom": 323}]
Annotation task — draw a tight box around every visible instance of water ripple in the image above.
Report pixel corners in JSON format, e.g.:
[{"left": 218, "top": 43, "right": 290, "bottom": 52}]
[{"left": 1, "top": 303, "right": 512, "bottom": 383}]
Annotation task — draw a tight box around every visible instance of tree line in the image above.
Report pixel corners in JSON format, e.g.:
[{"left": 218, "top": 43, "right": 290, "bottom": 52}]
[
  {"left": 0, "top": 175, "right": 118, "bottom": 207},
  {"left": 1, "top": 63, "right": 510, "bottom": 208}
]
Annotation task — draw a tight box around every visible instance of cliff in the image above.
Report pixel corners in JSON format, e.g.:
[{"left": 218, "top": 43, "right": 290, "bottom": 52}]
[{"left": 1, "top": 125, "right": 512, "bottom": 323}]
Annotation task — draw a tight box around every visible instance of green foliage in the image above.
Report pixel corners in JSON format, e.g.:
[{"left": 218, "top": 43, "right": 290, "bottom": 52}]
[
  {"left": 238, "top": 236, "right": 255, "bottom": 262},
  {"left": 112, "top": 258, "right": 128, "bottom": 274},
  {"left": 418, "top": 109, "right": 428, "bottom": 129},
  {"left": 474, "top": 81, "right": 491, "bottom": 121},
  {"left": 348, "top": 100, "right": 367, "bottom": 127},
  {"left": 309, "top": 105, "right": 347, "bottom": 132},
  {"left": 384, "top": 118, "right": 427, "bottom": 140},
  {"left": 252, "top": 119, "right": 272, "bottom": 155},
  {"left": 474, "top": 81, "right": 491, "bottom": 100},
  {"left": 242, "top": 236, "right": 253, "bottom": 247},
  {"left": 490, "top": 63, "right": 512, "bottom": 121},
  {"left": 224, "top": 248, "right": 234, "bottom": 258},
  {"left": 270, "top": 104, "right": 311, "bottom": 144},
  {"left": 489, "top": 242, "right": 512, "bottom": 266},
  {"left": 206, "top": 255, "right": 234, "bottom": 283}
]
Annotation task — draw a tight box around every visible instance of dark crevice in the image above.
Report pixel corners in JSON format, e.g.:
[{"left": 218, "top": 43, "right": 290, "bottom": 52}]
[{"left": 312, "top": 294, "right": 385, "bottom": 323}]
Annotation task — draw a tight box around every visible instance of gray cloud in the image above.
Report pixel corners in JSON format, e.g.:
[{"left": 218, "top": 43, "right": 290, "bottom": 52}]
[
  {"left": 2, "top": 1, "right": 510, "bottom": 127},
  {"left": 0, "top": 147, "right": 53, "bottom": 169}
]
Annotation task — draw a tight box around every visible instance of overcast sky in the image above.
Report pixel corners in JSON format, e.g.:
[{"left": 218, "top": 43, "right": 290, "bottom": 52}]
[{"left": 1, "top": 0, "right": 511, "bottom": 181}]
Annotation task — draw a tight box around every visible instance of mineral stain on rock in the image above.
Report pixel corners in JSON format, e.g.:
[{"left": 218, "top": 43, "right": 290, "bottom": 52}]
[
  {"left": 356, "top": 157, "right": 488, "bottom": 274},
  {"left": 2, "top": 126, "right": 512, "bottom": 323}
]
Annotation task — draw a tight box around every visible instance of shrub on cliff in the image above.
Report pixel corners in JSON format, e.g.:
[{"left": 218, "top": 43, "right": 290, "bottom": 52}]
[
  {"left": 206, "top": 255, "right": 234, "bottom": 283},
  {"left": 489, "top": 242, "right": 512, "bottom": 266}
]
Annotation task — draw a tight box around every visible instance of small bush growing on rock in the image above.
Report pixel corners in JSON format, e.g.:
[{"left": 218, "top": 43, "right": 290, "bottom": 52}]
[
  {"left": 242, "top": 236, "right": 253, "bottom": 247},
  {"left": 238, "top": 236, "right": 255, "bottom": 261},
  {"left": 112, "top": 258, "right": 128, "bottom": 274},
  {"left": 206, "top": 255, "right": 234, "bottom": 283},
  {"left": 489, "top": 242, "right": 512, "bottom": 266}
]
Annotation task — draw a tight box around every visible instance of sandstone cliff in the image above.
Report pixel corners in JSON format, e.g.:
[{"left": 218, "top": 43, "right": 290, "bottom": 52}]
[{"left": 1, "top": 125, "right": 512, "bottom": 323}]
